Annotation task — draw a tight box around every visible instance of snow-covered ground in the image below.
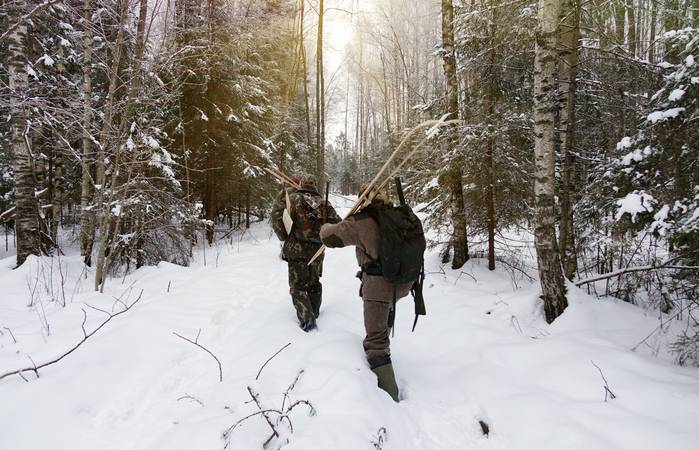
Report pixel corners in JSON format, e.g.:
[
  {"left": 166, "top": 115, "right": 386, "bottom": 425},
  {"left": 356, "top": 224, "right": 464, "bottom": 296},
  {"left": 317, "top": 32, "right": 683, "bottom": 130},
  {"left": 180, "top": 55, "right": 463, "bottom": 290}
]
[{"left": 1, "top": 195, "right": 698, "bottom": 450}]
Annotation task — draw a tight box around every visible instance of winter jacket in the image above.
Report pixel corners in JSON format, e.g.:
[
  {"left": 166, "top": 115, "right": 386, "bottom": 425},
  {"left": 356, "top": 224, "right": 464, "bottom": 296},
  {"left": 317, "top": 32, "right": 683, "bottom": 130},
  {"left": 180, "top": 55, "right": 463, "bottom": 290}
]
[
  {"left": 271, "top": 184, "right": 340, "bottom": 261},
  {"left": 319, "top": 205, "right": 412, "bottom": 303}
]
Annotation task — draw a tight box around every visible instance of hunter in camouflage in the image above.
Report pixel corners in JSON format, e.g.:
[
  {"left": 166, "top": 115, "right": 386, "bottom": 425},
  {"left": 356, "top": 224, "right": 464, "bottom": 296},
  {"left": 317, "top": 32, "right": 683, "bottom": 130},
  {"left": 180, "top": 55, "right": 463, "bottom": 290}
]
[{"left": 271, "top": 174, "right": 340, "bottom": 331}]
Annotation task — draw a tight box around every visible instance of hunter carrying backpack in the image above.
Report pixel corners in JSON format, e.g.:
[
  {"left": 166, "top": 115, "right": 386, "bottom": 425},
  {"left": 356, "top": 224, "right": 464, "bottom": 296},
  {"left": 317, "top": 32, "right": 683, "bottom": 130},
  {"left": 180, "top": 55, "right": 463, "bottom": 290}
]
[{"left": 364, "top": 180, "right": 427, "bottom": 331}]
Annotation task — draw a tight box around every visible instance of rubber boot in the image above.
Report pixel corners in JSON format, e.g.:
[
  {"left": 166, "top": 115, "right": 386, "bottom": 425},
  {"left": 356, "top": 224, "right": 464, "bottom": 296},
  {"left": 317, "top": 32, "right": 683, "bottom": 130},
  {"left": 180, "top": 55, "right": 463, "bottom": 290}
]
[{"left": 371, "top": 363, "right": 400, "bottom": 402}]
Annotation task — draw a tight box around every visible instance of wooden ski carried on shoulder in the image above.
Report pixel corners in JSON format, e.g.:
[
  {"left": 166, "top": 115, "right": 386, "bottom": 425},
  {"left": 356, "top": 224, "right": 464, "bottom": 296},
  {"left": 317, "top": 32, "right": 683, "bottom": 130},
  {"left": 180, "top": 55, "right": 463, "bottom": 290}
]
[{"left": 307, "top": 117, "right": 460, "bottom": 265}]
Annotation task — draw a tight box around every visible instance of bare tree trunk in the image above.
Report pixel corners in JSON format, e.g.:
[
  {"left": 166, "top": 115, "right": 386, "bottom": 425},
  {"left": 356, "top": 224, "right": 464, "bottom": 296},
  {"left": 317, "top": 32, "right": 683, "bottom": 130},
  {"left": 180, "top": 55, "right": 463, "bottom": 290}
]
[
  {"left": 80, "top": 0, "right": 95, "bottom": 265},
  {"left": 558, "top": 0, "right": 580, "bottom": 280},
  {"left": 441, "top": 0, "right": 469, "bottom": 269},
  {"left": 245, "top": 188, "right": 250, "bottom": 229},
  {"left": 95, "top": 0, "right": 147, "bottom": 290},
  {"left": 485, "top": 2, "right": 499, "bottom": 271},
  {"left": 315, "top": 0, "right": 325, "bottom": 187},
  {"left": 648, "top": 0, "right": 657, "bottom": 62},
  {"left": 300, "top": 0, "right": 312, "bottom": 149},
  {"left": 615, "top": 0, "right": 626, "bottom": 47},
  {"left": 50, "top": 144, "right": 63, "bottom": 246},
  {"left": 627, "top": 0, "right": 637, "bottom": 57},
  {"left": 9, "top": 0, "right": 41, "bottom": 267},
  {"left": 534, "top": 0, "right": 568, "bottom": 322}
]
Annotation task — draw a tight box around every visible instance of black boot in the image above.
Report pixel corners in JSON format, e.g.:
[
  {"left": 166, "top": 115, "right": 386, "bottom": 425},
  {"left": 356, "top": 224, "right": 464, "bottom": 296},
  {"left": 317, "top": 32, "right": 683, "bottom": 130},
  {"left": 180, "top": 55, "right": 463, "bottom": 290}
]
[{"left": 300, "top": 318, "right": 317, "bottom": 332}]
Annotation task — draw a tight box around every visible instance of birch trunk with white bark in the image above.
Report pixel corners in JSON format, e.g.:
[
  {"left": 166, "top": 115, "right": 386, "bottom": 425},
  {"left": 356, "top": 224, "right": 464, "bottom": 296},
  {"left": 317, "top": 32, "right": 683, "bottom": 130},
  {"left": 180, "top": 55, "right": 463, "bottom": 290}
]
[
  {"left": 8, "top": 0, "right": 41, "bottom": 267},
  {"left": 534, "top": 0, "right": 568, "bottom": 323}
]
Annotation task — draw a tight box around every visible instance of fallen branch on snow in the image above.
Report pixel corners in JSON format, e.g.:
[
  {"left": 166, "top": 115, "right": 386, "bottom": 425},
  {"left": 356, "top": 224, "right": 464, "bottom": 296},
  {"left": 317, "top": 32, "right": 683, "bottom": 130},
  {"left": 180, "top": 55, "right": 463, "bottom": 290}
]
[
  {"left": 173, "top": 328, "right": 223, "bottom": 382},
  {"left": 0, "top": 290, "right": 143, "bottom": 382}
]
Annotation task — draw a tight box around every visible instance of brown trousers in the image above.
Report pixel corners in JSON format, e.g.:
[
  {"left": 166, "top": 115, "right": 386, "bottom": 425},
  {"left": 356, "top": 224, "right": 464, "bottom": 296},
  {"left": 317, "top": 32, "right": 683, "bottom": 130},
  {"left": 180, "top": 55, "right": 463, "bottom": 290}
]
[{"left": 363, "top": 300, "right": 392, "bottom": 368}]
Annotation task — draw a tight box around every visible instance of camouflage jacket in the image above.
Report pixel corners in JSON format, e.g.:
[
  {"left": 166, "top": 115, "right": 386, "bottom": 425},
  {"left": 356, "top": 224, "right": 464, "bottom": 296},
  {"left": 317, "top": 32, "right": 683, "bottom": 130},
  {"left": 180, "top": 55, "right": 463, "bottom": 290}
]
[{"left": 271, "top": 184, "right": 341, "bottom": 261}]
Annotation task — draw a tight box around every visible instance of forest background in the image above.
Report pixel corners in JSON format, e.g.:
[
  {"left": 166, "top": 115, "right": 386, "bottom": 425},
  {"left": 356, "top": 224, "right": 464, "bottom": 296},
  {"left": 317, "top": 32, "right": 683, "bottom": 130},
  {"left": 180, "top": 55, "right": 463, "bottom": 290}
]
[{"left": 0, "top": 0, "right": 697, "bottom": 364}]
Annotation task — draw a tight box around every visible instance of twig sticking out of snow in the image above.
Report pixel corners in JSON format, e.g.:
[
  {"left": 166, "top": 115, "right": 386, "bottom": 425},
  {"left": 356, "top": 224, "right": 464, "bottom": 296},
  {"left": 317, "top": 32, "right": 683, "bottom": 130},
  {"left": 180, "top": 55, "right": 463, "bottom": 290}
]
[
  {"left": 455, "top": 270, "right": 477, "bottom": 285},
  {"left": 256, "top": 342, "right": 291, "bottom": 381},
  {"left": 591, "top": 360, "right": 617, "bottom": 401},
  {"left": 371, "top": 427, "right": 388, "bottom": 449},
  {"left": 479, "top": 420, "right": 490, "bottom": 437},
  {"left": 222, "top": 370, "right": 316, "bottom": 450},
  {"left": 0, "top": 290, "right": 143, "bottom": 382},
  {"left": 173, "top": 328, "right": 223, "bottom": 382},
  {"left": 629, "top": 300, "right": 696, "bottom": 352},
  {"left": 177, "top": 393, "right": 205, "bottom": 407},
  {"left": 2, "top": 326, "right": 17, "bottom": 344}
]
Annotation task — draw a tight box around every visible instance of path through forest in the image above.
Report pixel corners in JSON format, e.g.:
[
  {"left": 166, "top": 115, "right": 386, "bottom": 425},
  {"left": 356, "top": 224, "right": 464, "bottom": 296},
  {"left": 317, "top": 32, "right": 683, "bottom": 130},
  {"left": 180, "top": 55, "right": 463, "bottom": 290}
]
[{"left": 1, "top": 195, "right": 698, "bottom": 450}]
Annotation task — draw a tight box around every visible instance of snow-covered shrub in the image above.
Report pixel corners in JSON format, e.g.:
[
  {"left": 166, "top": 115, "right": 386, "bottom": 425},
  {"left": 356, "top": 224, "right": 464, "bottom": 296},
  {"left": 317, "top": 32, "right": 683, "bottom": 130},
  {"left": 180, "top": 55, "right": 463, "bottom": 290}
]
[
  {"left": 584, "top": 28, "right": 699, "bottom": 366},
  {"left": 611, "top": 28, "right": 698, "bottom": 260}
]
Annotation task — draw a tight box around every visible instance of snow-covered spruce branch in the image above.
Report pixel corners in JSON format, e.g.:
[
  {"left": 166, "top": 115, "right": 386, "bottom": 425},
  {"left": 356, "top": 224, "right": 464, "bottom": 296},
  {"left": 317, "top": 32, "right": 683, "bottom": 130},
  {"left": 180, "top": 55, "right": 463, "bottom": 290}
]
[
  {"left": 172, "top": 329, "right": 223, "bottom": 382},
  {"left": 0, "top": 0, "right": 64, "bottom": 45},
  {"left": 574, "top": 263, "right": 699, "bottom": 287},
  {"left": 0, "top": 290, "right": 143, "bottom": 382},
  {"left": 0, "top": 207, "right": 16, "bottom": 224}
]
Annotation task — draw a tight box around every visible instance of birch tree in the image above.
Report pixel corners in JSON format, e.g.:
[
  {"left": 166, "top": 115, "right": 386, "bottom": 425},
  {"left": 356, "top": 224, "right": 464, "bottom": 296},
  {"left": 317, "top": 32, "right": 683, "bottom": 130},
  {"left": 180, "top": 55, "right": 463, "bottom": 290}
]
[
  {"left": 533, "top": 0, "right": 568, "bottom": 322},
  {"left": 8, "top": 0, "right": 42, "bottom": 267}
]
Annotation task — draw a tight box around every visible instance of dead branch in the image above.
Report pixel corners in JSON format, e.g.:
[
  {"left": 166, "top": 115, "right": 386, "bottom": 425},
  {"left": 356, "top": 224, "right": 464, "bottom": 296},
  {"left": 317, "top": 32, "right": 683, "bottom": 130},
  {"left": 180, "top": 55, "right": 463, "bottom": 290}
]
[
  {"left": 631, "top": 301, "right": 695, "bottom": 352},
  {"left": 173, "top": 328, "right": 223, "bottom": 382},
  {"left": 575, "top": 263, "right": 699, "bottom": 287},
  {"left": 177, "top": 393, "right": 205, "bottom": 407},
  {"left": 247, "top": 386, "right": 281, "bottom": 448},
  {"left": 256, "top": 342, "right": 291, "bottom": 381},
  {"left": 3, "top": 327, "right": 17, "bottom": 344},
  {"left": 371, "top": 427, "right": 388, "bottom": 449},
  {"left": 455, "top": 270, "right": 477, "bottom": 284},
  {"left": 0, "top": 290, "right": 143, "bottom": 382},
  {"left": 591, "top": 360, "right": 617, "bottom": 401},
  {"left": 223, "top": 370, "right": 315, "bottom": 449},
  {"left": 281, "top": 369, "right": 304, "bottom": 411}
]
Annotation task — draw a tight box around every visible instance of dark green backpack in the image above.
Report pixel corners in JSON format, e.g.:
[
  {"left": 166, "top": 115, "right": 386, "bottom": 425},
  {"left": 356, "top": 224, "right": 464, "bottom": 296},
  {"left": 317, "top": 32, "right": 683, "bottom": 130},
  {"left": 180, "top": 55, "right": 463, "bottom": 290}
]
[
  {"left": 364, "top": 202, "right": 427, "bottom": 331},
  {"left": 365, "top": 204, "right": 426, "bottom": 284}
]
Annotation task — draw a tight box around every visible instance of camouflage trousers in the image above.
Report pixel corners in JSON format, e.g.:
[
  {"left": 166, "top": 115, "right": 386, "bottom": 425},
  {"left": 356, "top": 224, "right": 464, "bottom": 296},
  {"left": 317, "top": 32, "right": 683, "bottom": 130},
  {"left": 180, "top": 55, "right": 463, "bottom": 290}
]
[{"left": 288, "top": 259, "right": 323, "bottom": 324}]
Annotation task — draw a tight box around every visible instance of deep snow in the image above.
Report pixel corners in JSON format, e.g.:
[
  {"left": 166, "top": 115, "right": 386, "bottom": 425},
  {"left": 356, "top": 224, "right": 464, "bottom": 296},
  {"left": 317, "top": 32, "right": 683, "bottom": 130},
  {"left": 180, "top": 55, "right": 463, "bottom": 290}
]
[{"left": 1, "top": 195, "right": 698, "bottom": 450}]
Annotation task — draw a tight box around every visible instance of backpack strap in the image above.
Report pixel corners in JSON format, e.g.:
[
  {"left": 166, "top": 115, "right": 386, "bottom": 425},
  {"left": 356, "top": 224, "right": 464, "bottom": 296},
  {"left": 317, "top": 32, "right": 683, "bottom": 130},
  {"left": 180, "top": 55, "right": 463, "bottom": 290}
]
[
  {"left": 388, "top": 284, "right": 397, "bottom": 337},
  {"left": 411, "top": 263, "right": 426, "bottom": 332}
]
